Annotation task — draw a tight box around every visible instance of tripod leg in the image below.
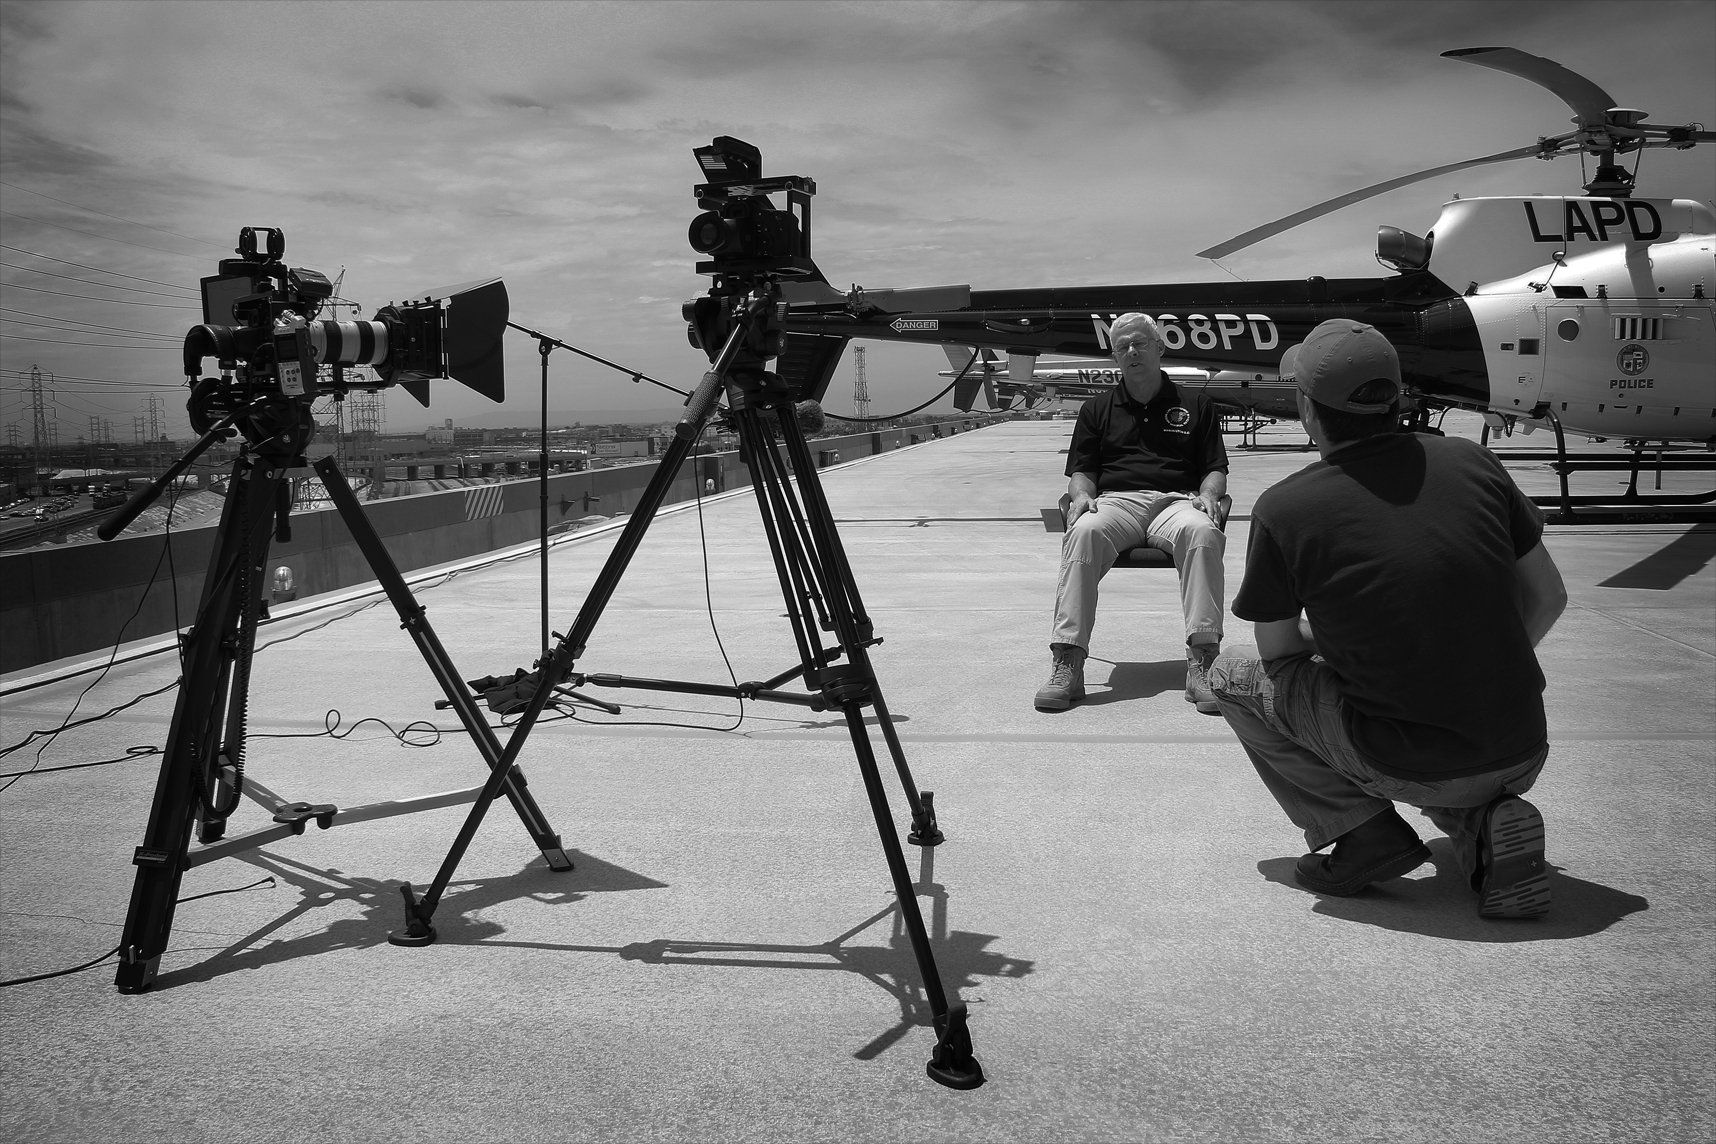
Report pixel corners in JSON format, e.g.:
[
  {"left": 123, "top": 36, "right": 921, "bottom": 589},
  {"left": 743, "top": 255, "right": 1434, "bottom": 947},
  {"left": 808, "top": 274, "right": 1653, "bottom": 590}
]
[
  {"left": 383, "top": 420, "right": 716, "bottom": 940},
  {"left": 840, "top": 701, "right": 983, "bottom": 1089},
  {"left": 772, "top": 408, "right": 943, "bottom": 840},
  {"left": 115, "top": 455, "right": 284, "bottom": 992},
  {"left": 314, "top": 458, "right": 572, "bottom": 875}
]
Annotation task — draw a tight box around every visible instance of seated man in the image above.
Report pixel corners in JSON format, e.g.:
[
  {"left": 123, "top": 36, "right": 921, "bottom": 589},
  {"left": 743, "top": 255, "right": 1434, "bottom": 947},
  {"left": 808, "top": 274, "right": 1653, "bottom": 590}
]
[
  {"left": 1036, "top": 312, "right": 1229, "bottom": 713},
  {"left": 1209, "top": 320, "right": 1568, "bottom": 917}
]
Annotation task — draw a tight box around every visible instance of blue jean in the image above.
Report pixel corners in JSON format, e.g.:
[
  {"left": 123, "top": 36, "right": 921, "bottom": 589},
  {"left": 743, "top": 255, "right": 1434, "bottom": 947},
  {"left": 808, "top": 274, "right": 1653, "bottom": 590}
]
[{"left": 1207, "top": 647, "right": 1547, "bottom": 878}]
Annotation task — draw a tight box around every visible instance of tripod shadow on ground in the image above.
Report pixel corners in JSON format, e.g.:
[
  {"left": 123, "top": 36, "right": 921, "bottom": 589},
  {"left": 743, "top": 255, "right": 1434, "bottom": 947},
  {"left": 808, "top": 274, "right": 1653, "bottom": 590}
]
[
  {"left": 1257, "top": 837, "right": 1647, "bottom": 942},
  {"left": 153, "top": 848, "right": 664, "bottom": 990},
  {"left": 472, "top": 845, "right": 1034, "bottom": 1062},
  {"left": 1080, "top": 659, "right": 1185, "bottom": 705}
]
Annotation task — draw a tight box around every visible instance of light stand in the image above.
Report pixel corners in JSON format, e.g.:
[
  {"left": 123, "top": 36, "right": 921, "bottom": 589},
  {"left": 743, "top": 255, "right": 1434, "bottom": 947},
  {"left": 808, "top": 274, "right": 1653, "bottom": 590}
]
[{"left": 504, "top": 320, "right": 694, "bottom": 659}]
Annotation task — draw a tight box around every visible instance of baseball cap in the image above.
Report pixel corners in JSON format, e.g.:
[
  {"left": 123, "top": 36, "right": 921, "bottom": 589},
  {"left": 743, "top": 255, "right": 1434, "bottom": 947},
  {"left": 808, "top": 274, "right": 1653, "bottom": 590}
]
[{"left": 1291, "top": 320, "right": 1400, "bottom": 414}]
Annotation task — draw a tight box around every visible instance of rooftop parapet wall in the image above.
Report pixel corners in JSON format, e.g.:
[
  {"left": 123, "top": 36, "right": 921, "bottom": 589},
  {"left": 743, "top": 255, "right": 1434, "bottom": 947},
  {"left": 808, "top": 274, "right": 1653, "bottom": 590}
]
[{"left": 1, "top": 421, "right": 991, "bottom": 674}]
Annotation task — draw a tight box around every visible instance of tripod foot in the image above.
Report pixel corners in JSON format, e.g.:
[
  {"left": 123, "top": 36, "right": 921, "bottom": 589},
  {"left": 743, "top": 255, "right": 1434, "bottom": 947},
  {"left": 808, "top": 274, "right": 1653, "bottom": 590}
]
[
  {"left": 907, "top": 790, "right": 945, "bottom": 847},
  {"left": 925, "top": 1002, "right": 984, "bottom": 1089},
  {"left": 386, "top": 882, "right": 438, "bottom": 947}
]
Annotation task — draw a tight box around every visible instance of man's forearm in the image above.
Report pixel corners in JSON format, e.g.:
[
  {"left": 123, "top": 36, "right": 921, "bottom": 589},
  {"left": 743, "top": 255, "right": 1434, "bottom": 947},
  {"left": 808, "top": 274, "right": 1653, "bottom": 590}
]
[
  {"left": 1198, "top": 471, "right": 1227, "bottom": 501},
  {"left": 1068, "top": 472, "right": 1097, "bottom": 499}
]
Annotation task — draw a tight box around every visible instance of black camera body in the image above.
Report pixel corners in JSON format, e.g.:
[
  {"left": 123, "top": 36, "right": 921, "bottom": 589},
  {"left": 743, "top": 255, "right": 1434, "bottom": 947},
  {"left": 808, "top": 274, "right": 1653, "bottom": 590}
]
[
  {"left": 682, "top": 138, "right": 836, "bottom": 404},
  {"left": 687, "top": 137, "right": 817, "bottom": 282}
]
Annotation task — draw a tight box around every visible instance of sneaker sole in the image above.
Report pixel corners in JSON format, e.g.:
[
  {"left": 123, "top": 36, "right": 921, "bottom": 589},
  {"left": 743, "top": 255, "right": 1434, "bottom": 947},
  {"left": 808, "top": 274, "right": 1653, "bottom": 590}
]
[{"left": 1479, "top": 797, "right": 1550, "bottom": 918}]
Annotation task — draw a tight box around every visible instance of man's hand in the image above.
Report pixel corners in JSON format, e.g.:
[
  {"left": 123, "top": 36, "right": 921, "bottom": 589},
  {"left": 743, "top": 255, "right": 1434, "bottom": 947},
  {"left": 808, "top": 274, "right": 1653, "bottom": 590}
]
[{"left": 1066, "top": 472, "right": 1099, "bottom": 527}]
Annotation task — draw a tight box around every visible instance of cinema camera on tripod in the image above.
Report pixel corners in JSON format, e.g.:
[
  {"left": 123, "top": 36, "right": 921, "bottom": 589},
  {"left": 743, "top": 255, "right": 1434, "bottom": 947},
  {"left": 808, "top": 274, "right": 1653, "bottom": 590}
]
[{"left": 101, "top": 229, "right": 580, "bottom": 999}]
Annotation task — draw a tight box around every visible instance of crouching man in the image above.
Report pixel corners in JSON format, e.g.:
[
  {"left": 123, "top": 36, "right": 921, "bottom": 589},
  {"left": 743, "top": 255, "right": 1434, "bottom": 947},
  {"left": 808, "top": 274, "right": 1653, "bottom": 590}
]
[{"left": 1210, "top": 320, "right": 1568, "bottom": 917}]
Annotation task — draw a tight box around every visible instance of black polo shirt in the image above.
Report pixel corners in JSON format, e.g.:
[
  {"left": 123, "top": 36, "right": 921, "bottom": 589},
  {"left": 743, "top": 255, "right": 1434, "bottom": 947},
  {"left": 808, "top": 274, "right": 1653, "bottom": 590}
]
[
  {"left": 1234, "top": 433, "right": 1548, "bottom": 779},
  {"left": 1065, "top": 376, "right": 1228, "bottom": 494}
]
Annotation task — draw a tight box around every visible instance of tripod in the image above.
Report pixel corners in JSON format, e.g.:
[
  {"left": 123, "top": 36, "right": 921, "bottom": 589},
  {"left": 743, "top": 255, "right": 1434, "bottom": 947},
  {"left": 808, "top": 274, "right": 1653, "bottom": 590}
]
[
  {"left": 389, "top": 286, "right": 983, "bottom": 1088},
  {"left": 105, "top": 396, "right": 575, "bottom": 995}
]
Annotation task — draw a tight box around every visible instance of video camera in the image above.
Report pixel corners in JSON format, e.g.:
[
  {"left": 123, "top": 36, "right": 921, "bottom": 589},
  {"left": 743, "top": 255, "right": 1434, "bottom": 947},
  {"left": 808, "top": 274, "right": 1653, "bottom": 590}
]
[
  {"left": 681, "top": 138, "right": 827, "bottom": 408},
  {"left": 185, "top": 227, "right": 508, "bottom": 422}
]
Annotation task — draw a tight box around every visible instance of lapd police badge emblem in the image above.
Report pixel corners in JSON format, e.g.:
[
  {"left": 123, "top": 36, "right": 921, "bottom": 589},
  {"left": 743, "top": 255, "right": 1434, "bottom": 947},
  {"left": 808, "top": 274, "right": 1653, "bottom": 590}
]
[
  {"left": 1165, "top": 406, "right": 1192, "bottom": 430},
  {"left": 1617, "top": 344, "right": 1650, "bottom": 375}
]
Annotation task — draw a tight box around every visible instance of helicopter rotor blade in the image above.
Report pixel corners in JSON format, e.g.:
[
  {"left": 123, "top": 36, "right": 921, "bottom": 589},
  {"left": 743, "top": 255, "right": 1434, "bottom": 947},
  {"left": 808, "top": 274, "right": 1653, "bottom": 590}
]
[
  {"left": 1441, "top": 47, "right": 1620, "bottom": 129},
  {"left": 1195, "top": 140, "right": 1560, "bottom": 260}
]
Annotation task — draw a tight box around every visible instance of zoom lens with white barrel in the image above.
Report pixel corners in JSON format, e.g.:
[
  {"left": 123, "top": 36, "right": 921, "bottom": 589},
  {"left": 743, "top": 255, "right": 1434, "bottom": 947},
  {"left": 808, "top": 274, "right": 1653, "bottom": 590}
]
[{"left": 305, "top": 320, "right": 389, "bottom": 365}]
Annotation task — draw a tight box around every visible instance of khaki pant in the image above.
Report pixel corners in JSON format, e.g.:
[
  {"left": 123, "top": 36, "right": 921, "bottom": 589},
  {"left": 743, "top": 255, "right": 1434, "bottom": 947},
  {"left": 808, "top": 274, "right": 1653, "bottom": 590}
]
[{"left": 1050, "top": 490, "right": 1226, "bottom": 651}]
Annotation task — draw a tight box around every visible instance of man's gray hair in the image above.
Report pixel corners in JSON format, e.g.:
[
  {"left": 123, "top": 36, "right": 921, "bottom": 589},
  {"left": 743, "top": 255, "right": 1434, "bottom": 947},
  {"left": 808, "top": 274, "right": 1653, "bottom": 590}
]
[{"left": 1110, "top": 312, "right": 1163, "bottom": 348}]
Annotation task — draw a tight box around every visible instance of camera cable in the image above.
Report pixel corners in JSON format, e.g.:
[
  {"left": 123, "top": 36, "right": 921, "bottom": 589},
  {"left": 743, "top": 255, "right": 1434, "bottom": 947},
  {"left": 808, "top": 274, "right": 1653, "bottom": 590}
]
[
  {"left": 0, "top": 875, "right": 276, "bottom": 989},
  {"left": 822, "top": 348, "right": 976, "bottom": 425}
]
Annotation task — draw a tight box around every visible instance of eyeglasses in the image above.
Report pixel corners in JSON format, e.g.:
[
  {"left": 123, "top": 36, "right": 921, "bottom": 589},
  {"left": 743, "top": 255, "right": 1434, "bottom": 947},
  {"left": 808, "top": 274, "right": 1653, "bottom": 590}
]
[{"left": 1112, "top": 336, "right": 1161, "bottom": 353}]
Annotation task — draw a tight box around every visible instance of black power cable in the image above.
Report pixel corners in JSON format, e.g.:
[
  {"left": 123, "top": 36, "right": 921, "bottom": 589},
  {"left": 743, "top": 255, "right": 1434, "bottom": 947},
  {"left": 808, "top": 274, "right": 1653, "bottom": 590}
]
[
  {"left": 822, "top": 347, "right": 978, "bottom": 424},
  {"left": 0, "top": 877, "right": 276, "bottom": 989}
]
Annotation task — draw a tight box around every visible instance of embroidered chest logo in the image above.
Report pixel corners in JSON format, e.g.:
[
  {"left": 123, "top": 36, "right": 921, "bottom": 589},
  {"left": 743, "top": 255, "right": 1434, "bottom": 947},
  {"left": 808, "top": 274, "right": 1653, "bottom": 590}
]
[{"left": 1164, "top": 406, "right": 1192, "bottom": 430}]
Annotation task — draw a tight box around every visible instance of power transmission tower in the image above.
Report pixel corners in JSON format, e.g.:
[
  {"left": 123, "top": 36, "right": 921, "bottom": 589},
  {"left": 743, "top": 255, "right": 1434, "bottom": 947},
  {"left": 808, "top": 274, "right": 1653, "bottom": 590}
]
[
  {"left": 27, "top": 365, "right": 52, "bottom": 485},
  {"left": 145, "top": 394, "right": 166, "bottom": 476},
  {"left": 4, "top": 423, "right": 21, "bottom": 448},
  {"left": 852, "top": 346, "right": 870, "bottom": 420}
]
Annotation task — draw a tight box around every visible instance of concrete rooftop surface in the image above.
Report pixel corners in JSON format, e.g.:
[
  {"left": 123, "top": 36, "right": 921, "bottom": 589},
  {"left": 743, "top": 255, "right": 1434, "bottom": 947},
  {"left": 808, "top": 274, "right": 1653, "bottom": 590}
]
[{"left": 2, "top": 416, "right": 1712, "bottom": 1143}]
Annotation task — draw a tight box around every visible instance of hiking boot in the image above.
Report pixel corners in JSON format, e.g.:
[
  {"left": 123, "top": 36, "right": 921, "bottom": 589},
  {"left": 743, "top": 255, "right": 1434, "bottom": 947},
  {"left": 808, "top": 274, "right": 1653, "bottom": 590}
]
[
  {"left": 1475, "top": 795, "right": 1551, "bottom": 918},
  {"left": 1185, "top": 643, "right": 1222, "bottom": 715},
  {"left": 1034, "top": 644, "right": 1086, "bottom": 711},
  {"left": 1294, "top": 806, "right": 1432, "bottom": 896}
]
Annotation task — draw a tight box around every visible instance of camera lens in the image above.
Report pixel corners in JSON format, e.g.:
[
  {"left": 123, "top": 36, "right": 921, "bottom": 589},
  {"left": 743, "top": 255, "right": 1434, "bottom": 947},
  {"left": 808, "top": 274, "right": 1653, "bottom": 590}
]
[
  {"left": 688, "top": 211, "right": 730, "bottom": 254},
  {"left": 306, "top": 320, "right": 388, "bottom": 365}
]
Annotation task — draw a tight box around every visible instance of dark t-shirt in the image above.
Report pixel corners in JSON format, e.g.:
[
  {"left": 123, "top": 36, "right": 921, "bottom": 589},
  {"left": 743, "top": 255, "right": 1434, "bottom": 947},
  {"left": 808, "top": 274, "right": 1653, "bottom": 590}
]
[
  {"left": 1233, "top": 433, "right": 1547, "bottom": 779},
  {"left": 1065, "top": 377, "right": 1229, "bottom": 493}
]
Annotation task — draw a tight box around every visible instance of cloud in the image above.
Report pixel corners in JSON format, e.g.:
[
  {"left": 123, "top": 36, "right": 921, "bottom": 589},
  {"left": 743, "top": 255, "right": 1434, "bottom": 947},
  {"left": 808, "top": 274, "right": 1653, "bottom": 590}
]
[{"left": 1, "top": 0, "right": 1710, "bottom": 434}]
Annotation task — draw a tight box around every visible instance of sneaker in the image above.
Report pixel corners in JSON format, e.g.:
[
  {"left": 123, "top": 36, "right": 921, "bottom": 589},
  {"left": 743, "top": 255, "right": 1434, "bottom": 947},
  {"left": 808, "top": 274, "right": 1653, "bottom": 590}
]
[
  {"left": 1185, "top": 644, "right": 1222, "bottom": 716},
  {"left": 1295, "top": 806, "right": 1432, "bottom": 896},
  {"left": 1034, "top": 644, "right": 1086, "bottom": 711},
  {"left": 1476, "top": 795, "right": 1551, "bottom": 918}
]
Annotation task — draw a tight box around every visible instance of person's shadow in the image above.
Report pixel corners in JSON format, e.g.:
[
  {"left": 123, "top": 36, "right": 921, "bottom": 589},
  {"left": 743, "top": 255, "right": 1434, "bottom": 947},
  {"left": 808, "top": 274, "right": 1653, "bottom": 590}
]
[
  {"left": 1080, "top": 658, "right": 1185, "bottom": 705},
  {"left": 1257, "top": 837, "right": 1647, "bottom": 941}
]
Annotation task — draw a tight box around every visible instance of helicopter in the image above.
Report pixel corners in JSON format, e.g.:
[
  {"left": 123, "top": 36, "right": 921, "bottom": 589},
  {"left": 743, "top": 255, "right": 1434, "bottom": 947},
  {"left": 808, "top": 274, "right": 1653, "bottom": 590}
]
[{"left": 772, "top": 46, "right": 1715, "bottom": 448}]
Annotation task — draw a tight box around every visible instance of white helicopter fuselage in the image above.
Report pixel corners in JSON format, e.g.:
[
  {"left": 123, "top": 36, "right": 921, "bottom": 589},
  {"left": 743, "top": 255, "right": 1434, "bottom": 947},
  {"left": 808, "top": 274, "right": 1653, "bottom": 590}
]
[{"left": 1433, "top": 196, "right": 1715, "bottom": 442}]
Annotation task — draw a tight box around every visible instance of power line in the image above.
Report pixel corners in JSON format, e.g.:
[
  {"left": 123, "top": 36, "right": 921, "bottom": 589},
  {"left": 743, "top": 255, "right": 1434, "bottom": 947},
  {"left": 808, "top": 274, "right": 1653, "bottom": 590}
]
[
  {"left": 0, "top": 281, "right": 198, "bottom": 309},
  {"left": 0, "top": 307, "right": 179, "bottom": 339},
  {"left": 2, "top": 261, "right": 196, "bottom": 299},
  {"left": 0, "top": 244, "right": 200, "bottom": 291},
  {"left": 0, "top": 333, "right": 180, "bottom": 349},
  {"left": 0, "top": 180, "right": 226, "bottom": 250},
  {"left": 1, "top": 317, "right": 179, "bottom": 342},
  {"left": 0, "top": 211, "right": 209, "bottom": 261},
  {"left": 10, "top": 371, "right": 186, "bottom": 388}
]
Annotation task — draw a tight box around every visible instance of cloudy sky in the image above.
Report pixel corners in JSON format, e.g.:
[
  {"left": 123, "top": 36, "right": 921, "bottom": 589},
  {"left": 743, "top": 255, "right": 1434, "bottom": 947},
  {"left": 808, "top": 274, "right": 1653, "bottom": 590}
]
[{"left": 2, "top": 0, "right": 1712, "bottom": 439}]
